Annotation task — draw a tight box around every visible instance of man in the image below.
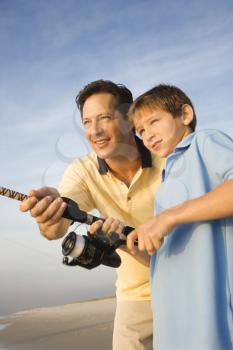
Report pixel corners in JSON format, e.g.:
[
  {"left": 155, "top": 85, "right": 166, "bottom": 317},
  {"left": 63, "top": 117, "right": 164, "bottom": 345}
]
[{"left": 20, "top": 80, "right": 163, "bottom": 350}]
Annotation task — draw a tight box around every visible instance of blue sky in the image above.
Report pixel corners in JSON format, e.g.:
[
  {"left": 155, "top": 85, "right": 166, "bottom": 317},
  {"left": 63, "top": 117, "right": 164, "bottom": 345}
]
[{"left": 0, "top": 0, "right": 233, "bottom": 315}]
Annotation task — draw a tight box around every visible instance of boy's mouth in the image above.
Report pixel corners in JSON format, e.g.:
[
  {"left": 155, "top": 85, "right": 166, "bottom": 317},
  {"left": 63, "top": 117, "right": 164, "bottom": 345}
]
[{"left": 151, "top": 139, "right": 162, "bottom": 151}]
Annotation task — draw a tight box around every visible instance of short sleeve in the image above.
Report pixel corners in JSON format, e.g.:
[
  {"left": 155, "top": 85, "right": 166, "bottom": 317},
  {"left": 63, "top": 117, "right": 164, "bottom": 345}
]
[
  {"left": 58, "top": 158, "right": 95, "bottom": 212},
  {"left": 200, "top": 130, "right": 233, "bottom": 181}
]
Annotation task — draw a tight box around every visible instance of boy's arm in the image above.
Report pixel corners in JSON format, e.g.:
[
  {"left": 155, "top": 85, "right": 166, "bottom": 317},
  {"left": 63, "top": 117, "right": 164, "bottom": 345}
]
[{"left": 127, "top": 180, "right": 233, "bottom": 255}]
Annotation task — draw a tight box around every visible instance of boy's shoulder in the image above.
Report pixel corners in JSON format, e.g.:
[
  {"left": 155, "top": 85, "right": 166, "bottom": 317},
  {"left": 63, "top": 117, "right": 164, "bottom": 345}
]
[
  {"left": 191, "top": 128, "right": 233, "bottom": 148},
  {"left": 189, "top": 129, "right": 233, "bottom": 167},
  {"left": 193, "top": 128, "right": 226, "bottom": 139}
]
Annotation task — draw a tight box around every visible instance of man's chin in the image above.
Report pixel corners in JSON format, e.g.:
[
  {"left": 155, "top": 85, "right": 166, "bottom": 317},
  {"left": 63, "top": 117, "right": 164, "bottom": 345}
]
[{"left": 93, "top": 148, "right": 113, "bottom": 160}]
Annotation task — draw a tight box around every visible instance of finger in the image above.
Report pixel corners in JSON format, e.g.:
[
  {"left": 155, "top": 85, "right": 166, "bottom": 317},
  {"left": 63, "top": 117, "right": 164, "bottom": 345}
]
[
  {"left": 36, "top": 197, "right": 65, "bottom": 224},
  {"left": 19, "top": 196, "right": 38, "bottom": 212},
  {"left": 43, "top": 201, "right": 68, "bottom": 225},
  {"left": 101, "top": 217, "right": 115, "bottom": 233},
  {"left": 88, "top": 220, "right": 103, "bottom": 234},
  {"left": 144, "top": 236, "right": 156, "bottom": 256},
  {"left": 151, "top": 236, "right": 164, "bottom": 251},
  {"left": 138, "top": 235, "right": 146, "bottom": 252},
  {"left": 107, "top": 220, "right": 124, "bottom": 235},
  {"left": 28, "top": 187, "right": 59, "bottom": 200},
  {"left": 30, "top": 196, "right": 54, "bottom": 218},
  {"left": 127, "top": 230, "right": 138, "bottom": 254}
]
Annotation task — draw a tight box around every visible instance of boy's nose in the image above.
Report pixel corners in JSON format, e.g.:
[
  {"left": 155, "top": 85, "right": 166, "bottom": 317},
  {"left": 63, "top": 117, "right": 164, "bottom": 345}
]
[{"left": 145, "top": 129, "right": 155, "bottom": 142}]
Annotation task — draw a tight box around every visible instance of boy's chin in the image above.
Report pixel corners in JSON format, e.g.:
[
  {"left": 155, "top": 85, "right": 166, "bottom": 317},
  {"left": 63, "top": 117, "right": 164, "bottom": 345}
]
[{"left": 149, "top": 148, "right": 168, "bottom": 158}]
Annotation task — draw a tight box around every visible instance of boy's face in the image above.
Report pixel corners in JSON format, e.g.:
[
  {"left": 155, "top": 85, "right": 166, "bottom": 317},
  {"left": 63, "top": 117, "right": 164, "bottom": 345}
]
[{"left": 134, "top": 107, "right": 192, "bottom": 158}]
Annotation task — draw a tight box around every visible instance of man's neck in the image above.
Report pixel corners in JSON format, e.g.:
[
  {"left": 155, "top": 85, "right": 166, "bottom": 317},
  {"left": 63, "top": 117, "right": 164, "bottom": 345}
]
[
  {"left": 107, "top": 157, "right": 141, "bottom": 187},
  {"left": 105, "top": 137, "right": 141, "bottom": 187}
]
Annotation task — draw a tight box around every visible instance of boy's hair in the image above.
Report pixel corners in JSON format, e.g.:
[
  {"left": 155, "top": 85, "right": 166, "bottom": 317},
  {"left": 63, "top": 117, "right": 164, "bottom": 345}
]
[
  {"left": 76, "top": 79, "right": 133, "bottom": 119},
  {"left": 128, "top": 84, "right": 197, "bottom": 131}
]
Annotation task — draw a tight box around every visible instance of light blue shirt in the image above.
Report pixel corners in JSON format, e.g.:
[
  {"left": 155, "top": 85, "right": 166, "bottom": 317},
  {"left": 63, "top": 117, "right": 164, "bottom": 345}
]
[{"left": 151, "top": 129, "right": 233, "bottom": 350}]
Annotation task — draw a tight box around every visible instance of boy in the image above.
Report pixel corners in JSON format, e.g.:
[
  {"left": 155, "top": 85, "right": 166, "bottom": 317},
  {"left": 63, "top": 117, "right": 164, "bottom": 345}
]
[{"left": 126, "top": 84, "right": 233, "bottom": 349}]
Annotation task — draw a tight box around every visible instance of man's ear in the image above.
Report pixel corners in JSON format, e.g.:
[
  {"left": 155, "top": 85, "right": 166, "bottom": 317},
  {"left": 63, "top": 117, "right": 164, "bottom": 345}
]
[
  {"left": 181, "top": 104, "right": 194, "bottom": 126},
  {"left": 122, "top": 118, "right": 134, "bottom": 134}
]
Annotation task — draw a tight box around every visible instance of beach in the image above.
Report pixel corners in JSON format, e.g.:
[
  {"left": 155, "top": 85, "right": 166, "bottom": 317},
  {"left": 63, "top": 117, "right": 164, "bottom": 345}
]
[{"left": 0, "top": 297, "right": 115, "bottom": 350}]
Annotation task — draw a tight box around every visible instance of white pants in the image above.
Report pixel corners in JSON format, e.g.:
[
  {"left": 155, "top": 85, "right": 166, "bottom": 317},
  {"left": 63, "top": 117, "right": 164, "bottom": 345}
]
[{"left": 112, "top": 300, "right": 153, "bottom": 350}]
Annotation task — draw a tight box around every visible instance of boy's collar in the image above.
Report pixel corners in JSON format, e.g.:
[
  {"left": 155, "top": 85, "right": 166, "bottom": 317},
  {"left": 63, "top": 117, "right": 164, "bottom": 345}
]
[
  {"left": 174, "top": 132, "right": 195, "bottom": 152},
  {"left": 97, "top": 135, "right": 152, "bottom": 174}
]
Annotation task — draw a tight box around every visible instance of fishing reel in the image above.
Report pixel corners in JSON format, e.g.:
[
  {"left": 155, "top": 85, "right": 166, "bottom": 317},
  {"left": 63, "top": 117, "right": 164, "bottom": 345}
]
[
  {"left": 62, "top": 230, "right": 125, "bottom": 269},
  {"left": 61, "top": 197, "right": 134, "bottom": 270}
]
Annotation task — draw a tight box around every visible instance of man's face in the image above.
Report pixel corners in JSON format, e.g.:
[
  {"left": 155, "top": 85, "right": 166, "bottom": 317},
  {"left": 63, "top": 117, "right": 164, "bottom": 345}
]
[
  {"left": 134, "top": 107, "right": 192, "bottom": 158},
  {"left": 82, "top": 93, "right": 132, "bottom": 160}
]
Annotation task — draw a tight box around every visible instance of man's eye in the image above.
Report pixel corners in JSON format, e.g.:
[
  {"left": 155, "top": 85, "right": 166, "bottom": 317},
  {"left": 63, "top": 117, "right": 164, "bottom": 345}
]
[
  {"left": 83, "top": 120, "right": 90, "bottom": 126},
  {"left": 100, "top": 115, "right": 111, "bottom": 120}
]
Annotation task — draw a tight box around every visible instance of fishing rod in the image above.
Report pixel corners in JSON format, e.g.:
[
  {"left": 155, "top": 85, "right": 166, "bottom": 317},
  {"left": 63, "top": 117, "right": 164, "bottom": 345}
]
[
  {"left": 0, "top": 186, "right": 133, "bottom": 233},
  {"left": 0, "top": 186, "right": 134, "bottom": 269}
]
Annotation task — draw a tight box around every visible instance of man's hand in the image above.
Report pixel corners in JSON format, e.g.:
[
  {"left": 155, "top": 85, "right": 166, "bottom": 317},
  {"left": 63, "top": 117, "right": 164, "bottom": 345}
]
[
  {"left": 88, "top": 217, "right": 150, "bottom": 266},
  {"left": 88, "top": 217, "right": 125, "bottom": 239},
  {"left": 20, "top": 187, "right": 69, "bottom": 239},
  {"left": 127, "top": 211, "right": 176, "bottom": 256}
]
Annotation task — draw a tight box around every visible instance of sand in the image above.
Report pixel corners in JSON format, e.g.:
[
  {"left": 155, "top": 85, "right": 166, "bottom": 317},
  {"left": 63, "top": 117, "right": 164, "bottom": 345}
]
[{"left": 0, "top": 297, "right": 116, "bottom": 350}]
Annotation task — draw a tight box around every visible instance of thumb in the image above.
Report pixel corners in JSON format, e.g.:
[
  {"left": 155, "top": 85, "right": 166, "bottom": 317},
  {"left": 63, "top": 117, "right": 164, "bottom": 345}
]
[
  {"left": 28, "top": 187, "right": 59, "bottom": 200},
  {"left": 88, "top": 220, "right": 103, "bottom": 235},
  {"left": 127, "top": 229, "right": 138, "bottom": 254}
]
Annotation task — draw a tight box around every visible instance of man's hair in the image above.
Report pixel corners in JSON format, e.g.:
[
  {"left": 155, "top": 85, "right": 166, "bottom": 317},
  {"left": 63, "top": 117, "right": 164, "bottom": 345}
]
[
  {"left": 76, "top": 79, "right": 133, "bottom": 118},
  {"left": 128, "top": 84, "right": 197, "bottom": 131}
]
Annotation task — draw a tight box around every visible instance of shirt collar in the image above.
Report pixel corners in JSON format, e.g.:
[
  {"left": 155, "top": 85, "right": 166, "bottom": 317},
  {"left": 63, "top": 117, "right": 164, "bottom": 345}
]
[
  {"left": 173, "top": 132, "right": 195, "bottom": 152},
  {"left": 97, "top": 135, "right": 152, "bottom": 174}
]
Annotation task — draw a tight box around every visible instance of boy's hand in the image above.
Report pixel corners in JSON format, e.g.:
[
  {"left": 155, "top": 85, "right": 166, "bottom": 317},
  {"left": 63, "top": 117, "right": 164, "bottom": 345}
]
[
  {"left": 20, "top": 187, "right": 67, "bottom": 226},
  {"left": 127, "top": 211, "right": 175, "bottom": 256}
]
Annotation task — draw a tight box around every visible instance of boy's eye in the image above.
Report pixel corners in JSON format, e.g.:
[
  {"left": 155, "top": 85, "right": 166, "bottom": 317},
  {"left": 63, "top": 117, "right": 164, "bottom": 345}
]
[
  {"left": 138, "top": 129, "right": 145, "bottom": 136},
  {"left": 151, "top": 118, "right": 158, "bottom": 124}
]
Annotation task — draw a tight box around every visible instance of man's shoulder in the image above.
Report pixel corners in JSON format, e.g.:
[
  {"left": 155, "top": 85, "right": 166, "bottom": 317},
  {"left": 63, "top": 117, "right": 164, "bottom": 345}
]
[
  {"left": 63, "top": 152, "right": 101, "bottom": 180},
  {"left": 72, "top": 152, "right": 99, "bottom": 170}
]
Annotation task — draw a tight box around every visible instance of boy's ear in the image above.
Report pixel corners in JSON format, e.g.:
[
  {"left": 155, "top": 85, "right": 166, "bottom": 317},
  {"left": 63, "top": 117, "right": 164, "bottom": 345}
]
[{"left": 181, "top": 104, "right": 194, "bottom": 126}]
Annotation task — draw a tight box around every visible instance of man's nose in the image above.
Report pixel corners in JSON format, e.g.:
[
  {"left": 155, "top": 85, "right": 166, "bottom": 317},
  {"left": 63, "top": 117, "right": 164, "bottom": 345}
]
[{"left": 90, "top": 121, "right": 103, "bottom": 137}]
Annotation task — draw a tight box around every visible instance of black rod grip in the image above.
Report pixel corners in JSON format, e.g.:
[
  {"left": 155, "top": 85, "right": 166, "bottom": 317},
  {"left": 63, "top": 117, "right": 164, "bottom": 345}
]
[{"left": 62, "top": 197, "right": 134, "bottom": 236}]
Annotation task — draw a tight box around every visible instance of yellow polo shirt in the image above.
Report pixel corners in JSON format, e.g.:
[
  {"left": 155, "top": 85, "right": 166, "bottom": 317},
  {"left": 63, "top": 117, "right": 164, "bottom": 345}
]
[{"left": 58, "top": 137, "right": 164, "bottom": 301}]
